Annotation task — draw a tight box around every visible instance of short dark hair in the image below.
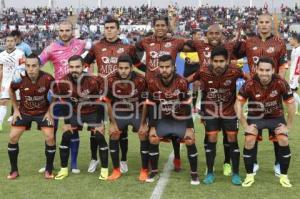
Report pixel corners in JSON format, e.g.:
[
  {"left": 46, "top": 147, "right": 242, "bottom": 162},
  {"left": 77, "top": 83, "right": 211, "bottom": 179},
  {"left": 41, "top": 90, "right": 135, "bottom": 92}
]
[
  {"left": 118, "top": 54, "right": 133, "bottom": 66},
  {"left": 26, "top": 53, "right": 41, "bottom": 65},
  {"left": 68, "top": 55, "right": 83, "bottom": 64},
  {"left": 104, "top": 17, "right": 120, "bottom": 29},
  {"left": 257, "top": 56, "right": 275, "bottom": 68},
  {"left": 210, "top": 46, "right": 229, "bottom": 60},
  {"left": 153, "top": 15, "right": 169, "bottom": 26},
  {"left": 11, "top": 30, "right": 22, "bottom": 37},
  {"left": 191, "top": 29, "right": 201, "bottom": 36},
  {"left": 158, "top": 54, "right": 173, "bottom": 64},
  {"left": 6, "top": 33, "right": 15, "bottom": 39}
]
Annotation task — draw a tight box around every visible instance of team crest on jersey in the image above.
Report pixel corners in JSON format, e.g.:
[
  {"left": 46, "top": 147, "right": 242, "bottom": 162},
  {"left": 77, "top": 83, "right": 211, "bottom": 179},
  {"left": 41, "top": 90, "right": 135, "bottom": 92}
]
[
  {"left": 253, "top": 56, "right": 259, "bottom": 64},
  {"left": 165, "top": 42, "right": 172, "bottom": 48},
  {"left": 255, "top": 94, "right": 261, "bottom": 98},
  {"left": 224, "top": 80, "right": 232, "bottom": 86},
  {"left": 204, "top": 51, "right": 211, "bottom": 58},
  {"left": 173, "top": 89, "right": 181, "bottom": 96},
  {"left": 266, "top": 47, "right": 275, "bottom": 54},
  {"left": 252, "top": 46, "right": 258, "bottom": 50},
  {"left": 208, "top": 81, "right": 213, "bottom": 84},
  {"left": 72, "top": 47, "right": 79, "bottom": 53},
  {"left": 38, "top": 87, "right": 46, "bottom": 93},
  {"left": 58, "top": 51, "right": 64, "bottom": 54},
  {"left": 117, "top": 48, "right": 125, "bottom": 54},
  {"left": 102, "top": 48, "right": 107, "bottom": 52},
  {"left": 270, "top": 90, "right": 278, "bottom": 97},
  {"left": 150, "top": 43, "right": 155, "bottom": 46},
  {"left": 25, "top": 88, "right": 29, "bottom": 91}
]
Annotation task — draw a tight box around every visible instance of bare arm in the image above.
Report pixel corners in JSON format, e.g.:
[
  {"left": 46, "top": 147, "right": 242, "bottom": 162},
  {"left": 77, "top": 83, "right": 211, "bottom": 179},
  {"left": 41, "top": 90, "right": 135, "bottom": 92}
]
[
  {"left": 234, "top": 99, "right": 248, "bottom": 129},
  {"left": 286, "top": 101, "right": 295, "bottom": 130}
]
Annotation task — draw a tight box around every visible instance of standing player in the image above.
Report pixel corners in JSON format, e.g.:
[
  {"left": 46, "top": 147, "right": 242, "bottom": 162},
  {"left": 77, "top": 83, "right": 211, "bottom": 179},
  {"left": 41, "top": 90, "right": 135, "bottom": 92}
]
[
  {"left": 188, "top": 47, "right": 245, "bottom": 185},
  {"left": 235, "top": 57, "right": 295, "bottom": 187},
  {"left": 135, "top": 15, "right": 186, "bottom": 171},
  {"left": 84, "top": 18, "right": 145, "bottom": 174},
  {"left": 234, "top": 14, "right": 289, "bottom": 175},
  {"left": 54, "top": 55, "right": 109, "bottom": 180},
  {"left": 7, "top": 54, "right": 55, "bottom": 179},
  {"left": 39, "top": 20, "right": 92, "bottom": 174},
  {"left": 11, "top": 30, "right": 32, "bottom": 57},
  {"left": 146, "top": 55, "right": 199, "bottom": 185},
  {"left": 288, "top": 33, "right": 300, "bottom": 114},
  {"left": 105, "top": 55, "right": 149, "bottom": 181},
  {"left": 0, "top": 34, "right": 25, "bottom": 132}
]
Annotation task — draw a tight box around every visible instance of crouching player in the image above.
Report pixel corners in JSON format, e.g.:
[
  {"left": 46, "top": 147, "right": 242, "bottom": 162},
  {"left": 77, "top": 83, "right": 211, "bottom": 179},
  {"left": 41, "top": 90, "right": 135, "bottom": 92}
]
[
  {"left": 7, "top": 53, "right": 56, "bottom": 179},
  {"left": 54, "top": 55, "right": 109, "bottom": 180},
  {"left": 105, "top": 54, "right": 149, "bottom": 181},
  {"left": 146, "top": 55, "right": 199, "bottom": 185},
  {"left": 235, "top": 57, "right": 295, "bottom": 187}
]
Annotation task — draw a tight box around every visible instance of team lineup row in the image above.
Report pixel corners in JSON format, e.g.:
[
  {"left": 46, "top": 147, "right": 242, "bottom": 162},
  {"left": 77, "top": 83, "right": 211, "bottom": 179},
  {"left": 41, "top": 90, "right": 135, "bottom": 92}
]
[{"left": 0, "top": 14, "right": 299, "bottom": 188}]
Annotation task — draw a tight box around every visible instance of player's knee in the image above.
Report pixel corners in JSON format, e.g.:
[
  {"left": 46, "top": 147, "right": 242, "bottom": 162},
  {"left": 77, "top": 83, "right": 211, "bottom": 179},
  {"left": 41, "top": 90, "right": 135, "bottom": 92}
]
[
  {"left": 45, "top": 133, "right": 55, "bottom": 145},
  {"left": 149, "top": 134, "right": 160, "bottom": 145},
  {"left": 138, "top": 131, "right": 148, "bottom": 141},
  {"left": 226, "top": 133, "right": 237, "bottom": 143},
  {"left": 276, "top": 134, "right": 289, "bottom": 146},
  {"left": 244, "top": 133, "right": 257, "bottom": 149},
  {"left": 110, "top": 131, "right": 120, "bottom": 140},
  {"left": 207, "top": 133, "right": 217, "bottom": 143},
  {"left": 62, "top": 125, "right": 72, "bottom": 132},
  {"left": 9, "top": 134, "right": 19, "bottom": 144},
  {"left": 184, "top": 136, "right": 195, "bottom": 145}
]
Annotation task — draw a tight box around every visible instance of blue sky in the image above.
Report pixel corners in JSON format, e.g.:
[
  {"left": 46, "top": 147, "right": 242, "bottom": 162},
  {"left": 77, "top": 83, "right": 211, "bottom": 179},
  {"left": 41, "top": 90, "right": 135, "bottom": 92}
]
[{"left": 3, "top": 0, "right": 299, "bottom": 10}]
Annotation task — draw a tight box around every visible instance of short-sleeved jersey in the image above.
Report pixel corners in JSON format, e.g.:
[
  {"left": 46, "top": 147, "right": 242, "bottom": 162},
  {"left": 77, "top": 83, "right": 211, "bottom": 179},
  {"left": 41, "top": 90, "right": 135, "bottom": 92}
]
[
  {"left": 235, "top": 35, "right": 288, "bottom": 75},
  {"left": 193, "top": 64, "right": 244, "bottom": 117},
  {"left": 10, "top": 71, "right": 54, "bottom": 116},
  {"left": 17, "top": 41, "right": 32, "bottom": 57},
  {"left": 192, "top": 40, "right": 236, "bottom": 66},
  {"left": 136, "top": 36, "right": 185, "bottom": 76},
  {"left": 289, "top": 46, "right": 300, "bottom": 89},
  {"left": 39, "top": 38, "right": 86, "bottom": 80},
  {"left": 106, "top": 71, "right": 147, "bottom": 112},
  {"left": 84, "top": 38, "right": 142, "bottom": 78},
  {"left": 147, "top": 74, "right": 191, "bottom": 118},
  {"left": 237, "top": 75, "right": 294, "bottom": 119},
  {"left": 54, "top": 74, "right": 102, "bottom": 115},
  {"left": 0, "top": 48, "right": 25, "bottom": 83}
]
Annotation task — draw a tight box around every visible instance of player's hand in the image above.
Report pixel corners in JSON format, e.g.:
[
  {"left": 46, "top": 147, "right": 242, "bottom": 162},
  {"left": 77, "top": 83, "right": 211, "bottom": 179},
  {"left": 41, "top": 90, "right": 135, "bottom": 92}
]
[
  {"left": 12, "top": 110, "right": 22, "bottom": 125},
  {"left": 43, "top": 111, "right": 53, "bottom": 126},
  {"left": 275, "top": 123, "right": 289, "bottom": 135},
  {"left": 138, "top": 123, "right": 149, "bottom": 135},
  {"left": 149, "top": 127, "right": 157, "bottom": 137},
  {"left": 109, "top": 123, "right": 120, "bottom": 135}
]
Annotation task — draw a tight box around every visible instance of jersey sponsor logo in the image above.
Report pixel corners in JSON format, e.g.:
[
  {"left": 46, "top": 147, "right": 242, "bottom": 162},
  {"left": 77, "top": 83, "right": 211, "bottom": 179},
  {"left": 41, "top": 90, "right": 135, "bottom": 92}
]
[
  {"left": 224, "top": 80, "right": 232, "bottom": 86},
  {"left": 270, "top": 90, "right": 278, "bottom": 97},
  {"left": 150, "top": 43, "right": 155, "bottom": 46},
  {"left": 24, "top": 88, "right": 29, "bottom": 91},
  {"left": 255, "top": 94, "right": 261, "bottom": 98},
  {"left": 253, "top": 56, "right": 259, "bottom": 64},
  {"left": 208, "top": 81, "right": 213, "bottom": 84},
  {"left": 101, "top": 56, "right": 118, "bottom": 64},
  {"left": 164, "top": 42, "right": 172, "bottom": 48},
  {"left": 102, "top": 48, "right": 107, "bottom": 52},
  {"left": 266, "top": 47, "right": 275, "bottom": 54},
  {"left": 252, "top": 46, "right": 258, "bottom": 50}
]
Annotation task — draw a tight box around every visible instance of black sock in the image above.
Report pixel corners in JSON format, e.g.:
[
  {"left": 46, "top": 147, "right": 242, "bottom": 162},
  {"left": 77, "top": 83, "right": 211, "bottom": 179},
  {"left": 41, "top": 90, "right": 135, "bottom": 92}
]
[
  {"left": 109, "top": 139, "right": 120, "bottom": 169},
  {"left": 186, "top": 144, "right": 198, "bottom": 173},
  {"left": 273, "top": 142, "right": 280, "bottom": 165},
  {"left": 205, "top": 142, "right": 216, "bottom": 174},
  {"left": 149, "top": 144, "right": 159, "bottom": 171},
  {"left": 204, "top": 135, "right": 208, "bottom": 151},
  {"left": 223, "top": 133, "right": 231, "bottom": 164},
  {"left": 120, "top": 128, "right": 128, "bottom": 161},
  {"left": 95, "top": 131, "right": 108, "bottom": 168},
  {"left": 90, "top": 132, "right": 98, "bottom": 160},
  {"left": 253, "top": 141, "right": 258, "bottom": 164},
  {"left": 192, "top": 91, "right": 198, "bottom": 107},
  {"left": 229, "top": 142, "right": 240, "bottom": 174},
  {"left": 140, "top": 140, "right": 149, "bottom": 169},
  {"left": 243, "top": 147, "right": 255, "bottom": 174},
  {"left": 8, "top": 143, "right": 19, "bottom": 172},
  {"left": 45, "top": 145, "right": 56, "bottom": 172},
  {"left": 278, "top": 145, "right": 291, "bottom": 175},
  {"left": 59, "top": 131, "right": 72, "bottom": 168},
  {"left": 171, "top": 137, "right": 180, "bottom": 159}
]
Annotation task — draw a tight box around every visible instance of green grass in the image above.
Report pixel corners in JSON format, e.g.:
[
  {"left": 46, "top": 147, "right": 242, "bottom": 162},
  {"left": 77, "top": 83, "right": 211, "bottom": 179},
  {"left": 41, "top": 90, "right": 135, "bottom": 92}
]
[{"left": 0, "top": 63, "right": 300, "bottom": 198}]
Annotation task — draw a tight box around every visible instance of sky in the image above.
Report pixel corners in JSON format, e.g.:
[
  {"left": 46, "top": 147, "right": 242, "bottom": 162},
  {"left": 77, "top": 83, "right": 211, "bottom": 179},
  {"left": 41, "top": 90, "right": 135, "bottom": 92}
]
[{"left": 2, "top": 0, "right": 299, "bottom": 10}]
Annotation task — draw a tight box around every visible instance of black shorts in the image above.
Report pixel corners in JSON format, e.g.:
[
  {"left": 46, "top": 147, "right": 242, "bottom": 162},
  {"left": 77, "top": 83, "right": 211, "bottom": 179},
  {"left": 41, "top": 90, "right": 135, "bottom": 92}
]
[
  {"left": 247, "top": 116, "right": 286, "bottom": 141},
  {"left": 66, "top": 111, "right": 104, "bottom": 131},
  {"left": 12, "top": 114, "right": 54, "bottom": 130},
  {"left": 156, "top": 117, "right": 192, "bottom": 139},
  {"left": 114, "top": 111, "right": 142, "bottom": 132},
  {"left": 203, "top": 117, "right": 239, "bottom": 134}
]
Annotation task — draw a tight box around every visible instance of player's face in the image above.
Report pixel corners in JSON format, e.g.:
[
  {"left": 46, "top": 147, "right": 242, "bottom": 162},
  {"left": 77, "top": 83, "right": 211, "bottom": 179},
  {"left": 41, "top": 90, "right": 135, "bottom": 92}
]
[
  {"left": 59, "top": 23, "right": 73, "bottom": 43},
  {"left": 159, "top": 60, "right": 174, "bottom": 79},
  {"left": 289, "top": 37, "right": 298, "bottom": 47},
  {"left": 68, "top": 60, "right": 83, "bottom": 79},
  {"left": 192, "top": 32, "right": 201, "bottom": 41},
  {"left": 154, "top": 20, "right": 168, "bottom": 38},
  {"left": 256, "top": 62, "right": 275, "bottom": 85},
  {"left": 104, "top": 22, "right": 119, "bottom": 41},
  {"left": 257, "top": 16, "right": 272, "bottom": 35},
  {"left": 211, "top": 55, "right": 228, "bottom": 75},
  {"left": 6, "top": 36, "right": 16, "bottom": 50},
  {"left": 26, "top": 58, "right": 40, "bottom": 80},
  {"left": 206, "top": 28, "right": 222, "bottom": 46},
  {"left": 117, "top": 62, "right": 132, "bottom": 79}
]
